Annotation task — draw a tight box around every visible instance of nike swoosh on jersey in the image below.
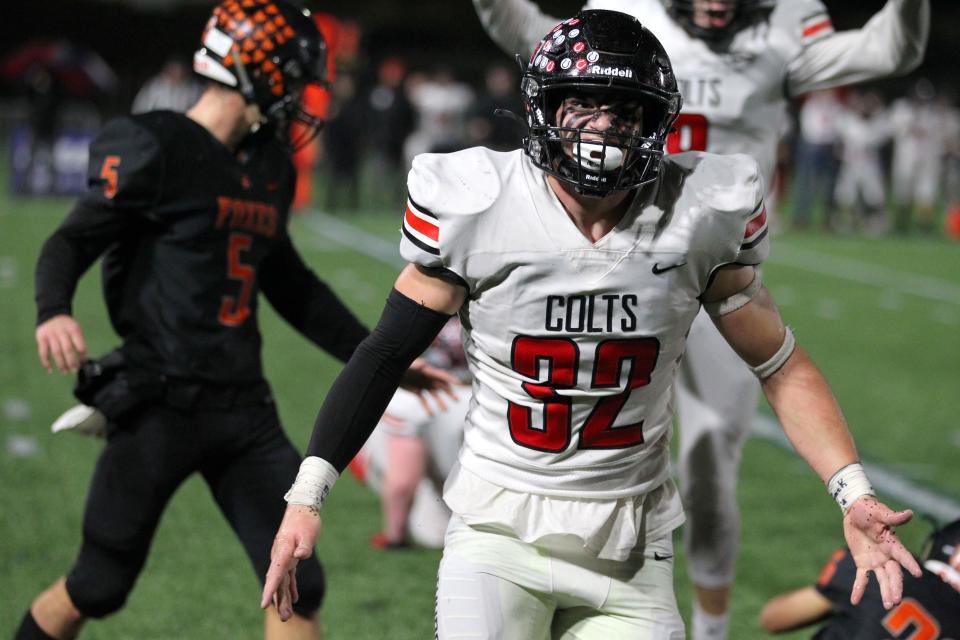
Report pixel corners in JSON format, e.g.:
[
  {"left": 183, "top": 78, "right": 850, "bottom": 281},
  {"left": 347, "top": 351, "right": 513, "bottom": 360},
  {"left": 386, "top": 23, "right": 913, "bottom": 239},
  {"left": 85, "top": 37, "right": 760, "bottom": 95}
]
[
  {"left": 651, "top": 261, "right": 687, "bottom": 275},
  {"left": 653, "top": 552, "right": 674, "bottom": 561}
]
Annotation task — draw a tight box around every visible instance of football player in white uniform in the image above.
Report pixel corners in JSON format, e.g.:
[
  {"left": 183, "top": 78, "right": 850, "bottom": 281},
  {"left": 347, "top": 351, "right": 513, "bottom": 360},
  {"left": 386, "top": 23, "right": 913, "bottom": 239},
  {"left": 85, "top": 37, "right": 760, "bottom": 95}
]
[
  {"left": 263, "top": 11, "right": 921, "bottom": 639},
  {"left": 471, "top": 1, "right": 929, "bottom": 636}
]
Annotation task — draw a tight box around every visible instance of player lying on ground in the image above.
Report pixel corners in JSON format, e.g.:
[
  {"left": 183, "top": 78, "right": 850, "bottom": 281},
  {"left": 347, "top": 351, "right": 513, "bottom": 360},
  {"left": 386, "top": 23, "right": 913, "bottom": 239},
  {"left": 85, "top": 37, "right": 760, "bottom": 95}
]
[{"left": 759, "top": 518, "right": 960, "bottom": 638}]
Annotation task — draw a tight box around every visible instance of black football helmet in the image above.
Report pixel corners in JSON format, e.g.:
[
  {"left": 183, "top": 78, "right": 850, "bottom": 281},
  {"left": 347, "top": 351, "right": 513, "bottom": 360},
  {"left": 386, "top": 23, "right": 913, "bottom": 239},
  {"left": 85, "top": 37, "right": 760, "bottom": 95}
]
[
  {"left": 193, "top": 0, "right": 327, "bottom": 147},
  {"left": 521, "top": 10, "right": 681, "bottom": 197},
  {"left": 922, "top": 518, "right": 960, "bottom": 593},
  {"left": 665, "top": 0, "right": 776, "bottom": 43}
]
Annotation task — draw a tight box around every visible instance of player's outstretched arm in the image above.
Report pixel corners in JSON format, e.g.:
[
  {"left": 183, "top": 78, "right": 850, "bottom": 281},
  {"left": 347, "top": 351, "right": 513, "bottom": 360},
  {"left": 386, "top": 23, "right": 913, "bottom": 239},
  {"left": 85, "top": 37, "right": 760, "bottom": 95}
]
[
  {"left": 758, "top": 585, "right": 832, "bottom": 634},
  {"left": 262, "top": 264, "right": 466, "bottom": 620},
  {"left": 472, "top": 0, "right": 564, "bottom": 58},
  {"left": 705, "top": 265, "right": 922, "bottom": 609},
  {"left": 787, "top": 0, "right": 930, "bottom": 96}
]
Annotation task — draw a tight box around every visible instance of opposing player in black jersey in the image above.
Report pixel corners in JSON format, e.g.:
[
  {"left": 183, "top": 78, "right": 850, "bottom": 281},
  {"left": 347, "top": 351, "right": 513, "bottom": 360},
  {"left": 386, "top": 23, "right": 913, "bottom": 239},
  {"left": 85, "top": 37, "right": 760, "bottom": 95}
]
[
  {"left": 15, "top": 2, "right": 451, "bottom": 639},
  {"left": 760, "top": 518, "right": 960, "bottom": 639}
]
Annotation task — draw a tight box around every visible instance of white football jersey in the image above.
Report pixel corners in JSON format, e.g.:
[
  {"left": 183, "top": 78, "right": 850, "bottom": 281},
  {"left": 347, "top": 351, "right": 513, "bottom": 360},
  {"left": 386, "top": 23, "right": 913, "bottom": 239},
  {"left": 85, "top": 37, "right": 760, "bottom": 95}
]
[
  {"left": 400, "top": 147, "right": 767, "bottom": 499},
  {"left": 473, "top": 0, "right": 929, "bottom": 197}
]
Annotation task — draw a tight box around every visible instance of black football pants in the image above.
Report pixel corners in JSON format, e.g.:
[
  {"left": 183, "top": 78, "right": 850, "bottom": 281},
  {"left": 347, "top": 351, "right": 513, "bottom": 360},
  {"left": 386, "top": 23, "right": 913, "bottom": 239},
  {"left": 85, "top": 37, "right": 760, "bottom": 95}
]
[{"left": 63, "top": 388, "right": 324, "bottom": 618}]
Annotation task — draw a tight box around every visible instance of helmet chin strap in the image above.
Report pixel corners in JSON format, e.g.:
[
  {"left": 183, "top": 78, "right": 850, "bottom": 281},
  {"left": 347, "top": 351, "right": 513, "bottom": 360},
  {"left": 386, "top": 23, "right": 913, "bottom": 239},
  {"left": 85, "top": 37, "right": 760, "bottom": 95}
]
[
  {"left": 229, "top": 50, "right": 273, "bottom": 138},
  {"left": 244, "top": 104, "right": 266, "bottom": 134}
]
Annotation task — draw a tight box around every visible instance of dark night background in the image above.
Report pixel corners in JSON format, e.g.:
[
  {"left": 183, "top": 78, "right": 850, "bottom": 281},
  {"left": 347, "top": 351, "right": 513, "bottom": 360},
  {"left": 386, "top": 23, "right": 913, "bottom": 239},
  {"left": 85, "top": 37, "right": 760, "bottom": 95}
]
[{"left": 0, "top": 0, "right": 954, "bottom": 112}]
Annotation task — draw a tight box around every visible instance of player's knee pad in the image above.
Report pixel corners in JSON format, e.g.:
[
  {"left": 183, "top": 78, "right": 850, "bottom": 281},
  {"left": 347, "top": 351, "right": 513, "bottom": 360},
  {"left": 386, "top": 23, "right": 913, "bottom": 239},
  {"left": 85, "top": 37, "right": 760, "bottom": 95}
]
[
  {"left": 65, "top": 542, "right": 142, "bottom": 618},
  {"left": 290, "top": 557, "right": 325, "bottom": 617}
]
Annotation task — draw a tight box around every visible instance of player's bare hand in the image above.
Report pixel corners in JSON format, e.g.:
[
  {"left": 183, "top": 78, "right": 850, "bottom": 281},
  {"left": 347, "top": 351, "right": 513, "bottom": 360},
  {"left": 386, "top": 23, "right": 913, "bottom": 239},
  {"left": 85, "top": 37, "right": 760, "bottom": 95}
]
[
  {"left": 843, "top": 496, "right": 921, "bottom": 609},
  {"left": 36, "top": 314, "right": 87, "bottom": 374},
  {"left": 400, "top": 357, "right": 459, "bottom": 415},
  {"left": 261, "top": 504, "right": 321, "bottom": 621}
]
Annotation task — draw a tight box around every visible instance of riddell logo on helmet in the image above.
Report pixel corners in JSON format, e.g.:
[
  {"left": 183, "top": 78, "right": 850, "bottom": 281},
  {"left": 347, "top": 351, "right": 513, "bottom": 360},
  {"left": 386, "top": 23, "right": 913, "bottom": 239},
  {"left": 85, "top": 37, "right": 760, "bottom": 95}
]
[{"left": 590, "top": 65, "right": 633, "bottom": 78}]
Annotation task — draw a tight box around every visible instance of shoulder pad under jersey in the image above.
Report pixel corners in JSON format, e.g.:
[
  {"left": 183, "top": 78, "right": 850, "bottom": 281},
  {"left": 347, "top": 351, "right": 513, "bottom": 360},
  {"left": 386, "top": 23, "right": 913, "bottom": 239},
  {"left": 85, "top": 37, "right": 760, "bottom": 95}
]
[
  {"left": 668, "top": 152, "right": 767, "bottom": 278},
  {"left": 400, "top": 147, "right": 503, "bottom": 273},
  {"left": 81, "top": 115, "right": 165, "bottom": 212}
]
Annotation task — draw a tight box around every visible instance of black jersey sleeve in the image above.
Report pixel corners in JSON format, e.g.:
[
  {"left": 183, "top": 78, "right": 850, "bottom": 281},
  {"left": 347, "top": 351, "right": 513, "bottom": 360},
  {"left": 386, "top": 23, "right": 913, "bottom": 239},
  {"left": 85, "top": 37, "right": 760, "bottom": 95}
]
[
  {"left": 259, "top": 232, "right": 370, "bottom": 362},
  {"left": 81, "top": 116, "right": 165, "bottom": 213},
  {"left": 35, "top": 117, "right": 164, "bottom": 324}
]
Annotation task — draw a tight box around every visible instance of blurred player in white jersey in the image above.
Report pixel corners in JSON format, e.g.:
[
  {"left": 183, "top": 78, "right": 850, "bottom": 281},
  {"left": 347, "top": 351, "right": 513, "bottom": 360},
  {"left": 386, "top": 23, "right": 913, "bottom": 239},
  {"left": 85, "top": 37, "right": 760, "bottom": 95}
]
[
  {"left": 833, "top": 90, "right": 891, "bottom": 234},
  {"left": 351, "top": 317, "right": 470, "bottom": 549},
  {"left": 263, "top": 11, "right": 921, "bottom": 639},
  {"left": 471, "top": 1, "right": 929, "bottom": 636},
  {"left": 889, "top": 79, "right": 957, "bottom": 234}
]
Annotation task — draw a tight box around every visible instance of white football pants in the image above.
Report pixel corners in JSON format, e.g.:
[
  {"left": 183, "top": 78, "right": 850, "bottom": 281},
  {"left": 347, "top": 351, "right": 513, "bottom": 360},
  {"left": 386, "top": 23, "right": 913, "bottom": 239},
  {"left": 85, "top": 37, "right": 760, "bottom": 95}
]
[{"left": 435, "top": 515, "right": 685, "bottom": 640}]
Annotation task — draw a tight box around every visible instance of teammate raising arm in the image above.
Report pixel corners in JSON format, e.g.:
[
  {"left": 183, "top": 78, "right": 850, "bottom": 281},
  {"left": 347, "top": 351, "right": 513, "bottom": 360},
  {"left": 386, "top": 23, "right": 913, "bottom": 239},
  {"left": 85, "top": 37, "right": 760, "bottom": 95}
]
[{"left": 264, "top": 11, "right": 919, "bottom": 638}]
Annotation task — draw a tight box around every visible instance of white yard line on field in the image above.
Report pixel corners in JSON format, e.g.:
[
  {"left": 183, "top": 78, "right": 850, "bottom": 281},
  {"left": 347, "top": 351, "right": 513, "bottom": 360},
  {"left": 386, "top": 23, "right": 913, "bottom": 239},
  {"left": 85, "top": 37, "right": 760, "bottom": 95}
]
[
  {"left": 752, "top": 414, "right": 960, "bottom": 521},
  {"left": 769, "top": 245, "right": 960, "bottom": 306},
  {"left": 303, "top": 209, "right": 960, "bottom": 521},
  {"left": 302, "top": 211, "right": 405, "bottom": 268}
]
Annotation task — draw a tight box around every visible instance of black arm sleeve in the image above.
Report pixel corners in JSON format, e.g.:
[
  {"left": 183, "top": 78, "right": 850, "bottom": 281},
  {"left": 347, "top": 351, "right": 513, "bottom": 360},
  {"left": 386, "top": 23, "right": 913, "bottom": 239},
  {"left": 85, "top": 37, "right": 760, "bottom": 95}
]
[
  {"left": 259, "top": 233, "right": 370, "bottom": 362},
  {"left": 35, "top": 200, "right": 132, "bottom": 324},
  {"left": 305, "top": 288, "right": 452, "bottom": 471}
]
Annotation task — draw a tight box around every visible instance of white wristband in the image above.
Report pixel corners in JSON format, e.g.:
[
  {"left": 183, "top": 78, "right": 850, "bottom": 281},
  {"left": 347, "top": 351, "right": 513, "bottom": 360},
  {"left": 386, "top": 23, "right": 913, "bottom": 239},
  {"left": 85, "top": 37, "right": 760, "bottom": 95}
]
[
  {"left": 284, "top": 456, "right": 339, "bottom": 511},
  {"left": 827, "top": 462, "right": 875, "bottom": 514}
]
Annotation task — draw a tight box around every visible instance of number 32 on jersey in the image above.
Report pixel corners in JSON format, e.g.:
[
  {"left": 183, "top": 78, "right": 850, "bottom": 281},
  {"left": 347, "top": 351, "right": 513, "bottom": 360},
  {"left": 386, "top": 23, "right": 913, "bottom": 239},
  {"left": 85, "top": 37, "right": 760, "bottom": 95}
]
[{"left": 508, "top": 336, "right": 660, "bottom": 453}]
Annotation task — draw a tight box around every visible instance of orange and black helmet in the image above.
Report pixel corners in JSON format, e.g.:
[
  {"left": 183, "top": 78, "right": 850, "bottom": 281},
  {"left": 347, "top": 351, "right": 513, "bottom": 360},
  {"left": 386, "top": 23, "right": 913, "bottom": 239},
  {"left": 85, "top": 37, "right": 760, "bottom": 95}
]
[{"left": 193, "top": 0, "right": 327, "bottom": 139}]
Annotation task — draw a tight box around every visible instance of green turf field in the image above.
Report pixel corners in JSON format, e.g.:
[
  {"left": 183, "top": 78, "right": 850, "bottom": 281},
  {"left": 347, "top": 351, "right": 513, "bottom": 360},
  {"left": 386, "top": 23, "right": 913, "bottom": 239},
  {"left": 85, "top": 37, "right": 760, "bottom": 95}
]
[{"left": 2, "top": 191, "right": 958, "bottom": 638}]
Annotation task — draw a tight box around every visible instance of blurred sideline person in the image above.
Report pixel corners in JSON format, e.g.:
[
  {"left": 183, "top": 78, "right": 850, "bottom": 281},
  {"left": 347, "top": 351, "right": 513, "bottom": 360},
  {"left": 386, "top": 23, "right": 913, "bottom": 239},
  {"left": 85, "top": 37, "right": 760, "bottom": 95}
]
[
  {"left": 350, "top": 317, "right": 469, "bottom": 549},
  {"left": 130, "top": 58, "right": 203, "bottom": 114},
  {"left": 264, "top": 11, "right": 920, "bottom": 639},
  {"left": 793, "top": 89, "right": 842, "bottom": 230},
  {"left": 889, "top": 79, "right": 959, "bottom": 234},
  {"left": 832, "top": 90, "right": 891, "bottom": 234},
  {"left": 16, "top": 2, "right": 451, "bottom": 639},
  {"left": 471, "top": 0, "right": 929, "bottom": 636},
  {"left": 466, "top": 64, "right": 523, "bottom": 151},
  {"left": 365, "top": 57, "right": 416, "bottom": 208},
  {"left": 403, "top": 68, "right": 474, "bottom": 162},
  {"left": 323, "top": 74, "right": 365, "bottom": 213},
  {"left": 759, "top": 519, "right": 960, "bottom": 638}
]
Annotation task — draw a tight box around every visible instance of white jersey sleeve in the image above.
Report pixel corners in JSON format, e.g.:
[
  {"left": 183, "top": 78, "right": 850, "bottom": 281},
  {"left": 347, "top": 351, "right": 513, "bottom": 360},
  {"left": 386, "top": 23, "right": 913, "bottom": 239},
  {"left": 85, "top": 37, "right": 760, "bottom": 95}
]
[
  {"left": 471, "top": 0, "right": 562, "bottom": 59},
  {"left": 672, "top": 152, "right": 768, "bottom": 290},
  {"left": 785, "top": 0, "right": 930, "bottom": 97},
  {"left": 400, "top": 148, "right": 504, "bottom": 287}
]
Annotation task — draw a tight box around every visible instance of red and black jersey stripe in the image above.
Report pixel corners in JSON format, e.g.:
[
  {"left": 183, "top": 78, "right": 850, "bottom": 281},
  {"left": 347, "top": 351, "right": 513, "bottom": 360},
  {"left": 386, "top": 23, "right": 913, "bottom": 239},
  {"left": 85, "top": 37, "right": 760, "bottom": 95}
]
[{"left": 402, "top": 195, "right": 440, "bottom": 256}]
